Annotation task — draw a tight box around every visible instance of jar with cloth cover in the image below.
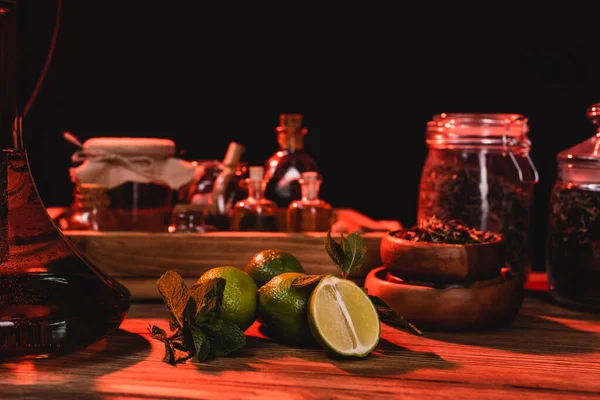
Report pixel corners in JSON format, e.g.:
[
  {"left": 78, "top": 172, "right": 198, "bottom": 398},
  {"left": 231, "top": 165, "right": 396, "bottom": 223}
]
[{"left": 68, "top": 136, "right": 197, "bottom": 232}]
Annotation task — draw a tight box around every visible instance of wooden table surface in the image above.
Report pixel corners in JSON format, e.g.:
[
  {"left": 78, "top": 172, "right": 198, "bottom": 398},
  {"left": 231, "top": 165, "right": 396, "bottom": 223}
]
[{"left": 1, "top": 274, "right": 600, "bottom": 399}]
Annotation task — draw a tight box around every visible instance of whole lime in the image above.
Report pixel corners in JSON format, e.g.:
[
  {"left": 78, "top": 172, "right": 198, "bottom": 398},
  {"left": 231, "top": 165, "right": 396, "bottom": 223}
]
[
  {"left": 257, "top": 272, "right": 316, "bottom": 345},
  {"left": 244, "top": 249, "right": 305, "bottom": 288},
  {"left": 196, "top": 266, "right": 258, "bottom": 332}
]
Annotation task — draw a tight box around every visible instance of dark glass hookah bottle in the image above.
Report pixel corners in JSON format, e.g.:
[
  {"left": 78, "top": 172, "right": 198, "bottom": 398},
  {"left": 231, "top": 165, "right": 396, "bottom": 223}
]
[{"left": 0, "top": 0, "right": 131, "bottom": 360}]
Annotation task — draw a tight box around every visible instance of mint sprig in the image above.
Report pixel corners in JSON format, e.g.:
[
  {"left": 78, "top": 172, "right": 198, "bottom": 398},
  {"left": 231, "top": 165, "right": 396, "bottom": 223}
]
[
  {"left": 325, "top": 230, "right": 367, "bottom": 279},
  {"left": 292, "top": 230, "right": 367, "bottom": 287},
  {"left": 148, "top": 270, "right": 246, "bottom": 364}
]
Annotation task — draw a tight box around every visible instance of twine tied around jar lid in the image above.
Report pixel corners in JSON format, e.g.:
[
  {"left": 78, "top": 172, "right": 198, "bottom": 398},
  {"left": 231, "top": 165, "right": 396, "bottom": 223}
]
[{"left": 65, "top": 132, "right": 197, "bottom": 190}]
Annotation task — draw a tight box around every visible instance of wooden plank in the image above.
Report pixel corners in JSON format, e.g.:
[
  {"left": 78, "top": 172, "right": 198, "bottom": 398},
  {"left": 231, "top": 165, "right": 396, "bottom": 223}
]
[
  {"left": 2, "top": 294, "right": 600, "bottom": 399},
  {"left": 64, "top": 231, "right": 384, "bottom": 299}
]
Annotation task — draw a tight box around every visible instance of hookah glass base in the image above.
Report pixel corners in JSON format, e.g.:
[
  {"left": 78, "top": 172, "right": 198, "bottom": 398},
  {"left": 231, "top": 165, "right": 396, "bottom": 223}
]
[{"left": 0, "top": 150, "right": 131, "bottom": 360}]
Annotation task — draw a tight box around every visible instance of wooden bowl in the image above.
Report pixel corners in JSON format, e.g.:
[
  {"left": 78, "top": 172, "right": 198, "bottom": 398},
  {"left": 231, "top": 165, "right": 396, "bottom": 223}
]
[
  {"left": 364, "top": 265, "right": 524, "bottom": 331},
  {"left": 380, "top": 230, "right": 505, "bottom": 283}
]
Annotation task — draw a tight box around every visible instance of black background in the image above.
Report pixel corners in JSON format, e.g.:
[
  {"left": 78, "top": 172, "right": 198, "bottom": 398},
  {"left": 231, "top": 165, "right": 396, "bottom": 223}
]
[{"left": 16, "top": 1, "right": 600, "bottom": 272}]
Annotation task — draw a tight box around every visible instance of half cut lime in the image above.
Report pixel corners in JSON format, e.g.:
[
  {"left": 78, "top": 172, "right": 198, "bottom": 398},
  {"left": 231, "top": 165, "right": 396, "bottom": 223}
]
[{"left": 309, "top": 275, "right": 380, "bottom": 357}]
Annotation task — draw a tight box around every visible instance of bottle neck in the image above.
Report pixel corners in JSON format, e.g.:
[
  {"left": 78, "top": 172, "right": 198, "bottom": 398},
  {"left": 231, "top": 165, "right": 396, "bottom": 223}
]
[
  {"left": 247, "top": 179, "right": 266, "bottom": 200},
  {"left": 278, "top": 132, "right": 305, "bottom": 151},
  {"left": 222, "top": 142, "right": 245, "bottom": 169},
  {"left": 301, "top": 179, "right": 321, "bottom": 201}
]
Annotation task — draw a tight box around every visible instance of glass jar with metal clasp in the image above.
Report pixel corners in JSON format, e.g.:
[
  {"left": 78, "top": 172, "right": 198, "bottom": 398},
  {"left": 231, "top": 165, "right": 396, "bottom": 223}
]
[{"left": 416, "top": 113, "right": 539, "bottom": 283}]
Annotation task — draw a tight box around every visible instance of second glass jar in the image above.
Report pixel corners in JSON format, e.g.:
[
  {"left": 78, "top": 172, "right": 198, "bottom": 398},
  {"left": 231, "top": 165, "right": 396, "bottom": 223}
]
[{"left": 546, "top": 103, "right": 600, "bottom": 311}]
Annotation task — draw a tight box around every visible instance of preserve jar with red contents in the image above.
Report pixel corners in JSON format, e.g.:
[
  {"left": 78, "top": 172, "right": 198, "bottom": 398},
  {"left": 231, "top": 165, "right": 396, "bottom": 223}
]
[
  {"left": 70, "top": 137, "right": 196, "bottom": 232},
  {"left": 416, "top": 113, "right": 539, "bottom": 283}
]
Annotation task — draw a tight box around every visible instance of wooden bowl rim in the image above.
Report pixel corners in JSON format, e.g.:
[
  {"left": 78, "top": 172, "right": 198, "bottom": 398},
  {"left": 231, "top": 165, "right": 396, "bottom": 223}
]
[
  {"left": 385, "top": 229, "right": 504, "bottom": 249},
  {"left": 366, "top": 265, "right": 515, "bottom": 293}
]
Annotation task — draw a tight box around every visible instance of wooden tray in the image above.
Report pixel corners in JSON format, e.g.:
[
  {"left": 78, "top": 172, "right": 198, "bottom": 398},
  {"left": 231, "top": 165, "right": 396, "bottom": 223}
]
[
  {"left": 61, "top": 227, "right": 385, "bottom": 301},
  {"left": 49, "top": 206, "right": 394, "bottom": 300}
]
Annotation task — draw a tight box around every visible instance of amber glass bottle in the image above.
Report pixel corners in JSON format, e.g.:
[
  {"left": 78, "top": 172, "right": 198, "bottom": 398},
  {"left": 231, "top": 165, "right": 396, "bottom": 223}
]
[
  {"left": 264, "top": 114, "right": 319, "bottom": 208},
  {"left": 287, "top": 172, "right": 334, "bottom": 232},
  {"left": 230, "top": 166, "right": 278, "bottom": 232}
]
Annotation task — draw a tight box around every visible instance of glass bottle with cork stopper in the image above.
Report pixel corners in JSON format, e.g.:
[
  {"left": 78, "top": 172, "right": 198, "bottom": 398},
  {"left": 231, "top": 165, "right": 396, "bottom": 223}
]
[
  {"left": 546, "top": 103, "right": 600, "bottom": 311},
  {"left": 204, "top": 141, "right": 246, "bottom": 231},
  {"left": 230, "top": 166, "right": 278, "bottom": 232},
  {"left": 264, "top": 114, "right": 319, "bottom": 211},
  {"left": 57, "top": 183, "right": 118, "bottom": 231},
  {"left": 287, "top": 171, "right": 334, "bottom": 232}
]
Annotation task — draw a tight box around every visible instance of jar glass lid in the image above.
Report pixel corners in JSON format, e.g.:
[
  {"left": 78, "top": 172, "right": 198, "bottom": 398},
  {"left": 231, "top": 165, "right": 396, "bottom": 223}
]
[
  {"left": 558, "top": 104, "right": 600, "bottom": 164},
  {"left": 426, "top": 113, "right": 530, "bottom": 149}
]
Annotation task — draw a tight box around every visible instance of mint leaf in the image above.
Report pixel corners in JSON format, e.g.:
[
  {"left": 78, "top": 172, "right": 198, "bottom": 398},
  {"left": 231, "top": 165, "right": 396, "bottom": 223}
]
[
  {"left": 156, "top": 270, "right": 189, "bottom": 331},
  {"left": 199, "top": 318, "right": 224, "bottom": 333},
  {"left": 206, "top": 320, "right": 246, "bottom": 357},
  {"left": 169, "top": 335, "right": 195, "bottom": 364},
  {"left": 149, "top": 324, "right": 168, "bottom": 342},
  {"left": 291, "top": 274, "right": 324, "bottom": 288},
  {"left": 324, "top": 230, "right": 345, "bottom": 275},
  {"left": 341, "top": 233, "right": 367, "bottom": 277},
  {"left": 189, "top": 324, "right": 212, "bottom": 362},
  {"left": 148, "top": 325, "right": 195, "bottom": 365},
  {"left": 169, "top": 315, "right": 180, "bottom": 332},
  {"left": 368, "top": 294, "right": 423, "bottom": 336},
  {"left": 163, "top": 338, "right": 175, "bottom": 363},
  {"left": 186, "top": 278, "right": 226, "bottom": 325}
]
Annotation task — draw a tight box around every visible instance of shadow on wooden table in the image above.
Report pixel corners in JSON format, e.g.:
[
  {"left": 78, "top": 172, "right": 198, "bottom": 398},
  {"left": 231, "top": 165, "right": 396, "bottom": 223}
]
[
  {"left": 2, "top": 329, "right": 150, "bottom": 375},
  {"left": 191, "top": 326, "right": 458, "bottom": 378},
  {"left": 333, "top": 337, "right": 459, "bottom": 377},
  {"left": 424, "top": 308, "right": 600, "bottom": 355},
  {"left": 526, "top": 289, "right": 600, "bottom": 320},
  {"left": 0, "top": 329, "right": 151, "bottom": 399}
]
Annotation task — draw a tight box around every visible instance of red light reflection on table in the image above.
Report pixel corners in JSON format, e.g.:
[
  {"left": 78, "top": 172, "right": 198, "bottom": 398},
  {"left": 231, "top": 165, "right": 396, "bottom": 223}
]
[
  {"left": 2, "top": 360, "right": 67, "bottom": 386},
  {"left": 93, "top": 318, "right": 341, "bottom": 399}
]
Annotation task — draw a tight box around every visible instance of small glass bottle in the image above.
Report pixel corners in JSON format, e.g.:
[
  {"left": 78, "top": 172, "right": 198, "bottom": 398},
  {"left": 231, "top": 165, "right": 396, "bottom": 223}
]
[
  {"left": 58, "top": 183, "right": 118, "bottom": 231},
  {"left": 546, "top": 103, "right": 600, "bottom": 311},
  {"left": 230, "top": 166, "right": 278, "bottom": 232},
  {"left": 287, "top": 172, "right": 334, "bottom": 232},
  {"left": 264, "top": 114, "right": 319, "bottom": 208},
  {"left": 167, "top": 203, "right": 214, "bottom": 233}
]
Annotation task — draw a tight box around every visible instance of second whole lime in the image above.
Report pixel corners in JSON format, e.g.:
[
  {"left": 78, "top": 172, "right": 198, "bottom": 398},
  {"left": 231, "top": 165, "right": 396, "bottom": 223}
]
[
  {"left": 196, "top": 266, "right": 258, "bottom": 332},
  {"left": 244, "top": 249, "right": 305, "bottom": 288},
  {"left": 257, "top": 272, "right": 316, "bottom": 346}
]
